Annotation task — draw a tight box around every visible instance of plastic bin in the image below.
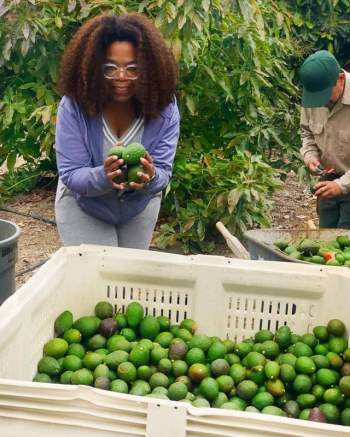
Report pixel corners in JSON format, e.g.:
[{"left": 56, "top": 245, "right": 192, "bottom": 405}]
[
  {"left": 0, "top": 245, "right": 349, "bottom": 436},
  {"left": 244, "top": 228, "right": 350, "bottom": 262},
  {"left": 0, "top": 219, "right": 21, "bottom": 303}
]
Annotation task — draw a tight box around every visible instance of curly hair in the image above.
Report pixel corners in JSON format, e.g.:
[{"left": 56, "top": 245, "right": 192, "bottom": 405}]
[{"left": 58, "top": 13, "right": 178, "bottom": 119}]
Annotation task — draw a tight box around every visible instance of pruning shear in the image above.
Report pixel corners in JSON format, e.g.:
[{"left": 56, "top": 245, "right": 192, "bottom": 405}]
[
  {"left": 314, "top": 164, "right": 336, "bottom": 177},
  {"left": 314, "top": 164, "right": 326, "bottom": 176}
]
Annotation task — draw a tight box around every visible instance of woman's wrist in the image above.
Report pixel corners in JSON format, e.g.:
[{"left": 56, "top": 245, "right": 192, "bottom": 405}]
[{"left": 145, "top": 168, "right": 156, "bottom": 186}]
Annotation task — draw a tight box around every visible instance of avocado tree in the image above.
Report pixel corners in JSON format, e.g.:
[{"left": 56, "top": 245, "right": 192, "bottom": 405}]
[{"left": 284, "top": 0, "right": 350, "bottom": 67}]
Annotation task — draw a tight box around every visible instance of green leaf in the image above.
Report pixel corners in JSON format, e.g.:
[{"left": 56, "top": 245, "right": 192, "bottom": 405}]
[
  {"left": 184, "top": 0, "right": 193, "bottom": 15},
  {"left": 227, "top": 189, "right": 241, "bottom": 214},
  {"left": 192, "top": 14, "right": 203, "bottom": 32},
  {"left": 6, "top": 153, "right": 17, "bottom": 172},
  {"left": 202, "top": 0, "right": 210, "bottom": 12},
  {"left": 41, "top": 107, "right": 52, "bottom": 125},
  {"left": 216, "top": 192, "right": 226, "bottom": 208},
  {"left": 21, "top": 40, "right": 30, "bottom": 57},
  {"left": 183, "top": 217, "right": 195, "bottom": 232},
  {"left": 293, "top": 13, "right": 304, "bottom": 27},
  {"left": 197, "top": 221, "right": 205, "bottom": 240},
  {"left": 55, "top": 16, "right": 63, "bottom": 29},
  {"left": 22, "top": 23, "right": 30, "bottom": 40},
  {"left": 172, "top": 38, "right": 182, "bottom": 61},
  {"left": 167, "top": 2, "right": 177, "bottom": 20},
  {"left": 3, "top": 39, "right": 12, "bottom": 61},
  {"left": 178, "top": 15, "right": 186, "bottom": 30},
  {"left": 237, "top": 0, "right": 253, "bottom": 23},
  {"left": 68, "top": 0, "right": 77, "bottom": 13},
  {"left": 185, "top": 95, "right": 196, "bottom": 115},
  {"left": 4, "top": 106, "right": 14, "bottom": 126}
]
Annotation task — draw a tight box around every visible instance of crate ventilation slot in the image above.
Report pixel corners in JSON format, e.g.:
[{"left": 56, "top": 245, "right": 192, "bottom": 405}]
[
  {"left": 106, "top": 284, "right": 190, "bottom": 324},
  {"left": 224, "top": 296, "right": 316, "bottom": 342}
]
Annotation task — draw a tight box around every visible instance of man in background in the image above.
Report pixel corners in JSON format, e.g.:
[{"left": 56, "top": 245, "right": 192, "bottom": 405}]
[{"left": 299, "top": 50, "right": 350, "bottom": 228}]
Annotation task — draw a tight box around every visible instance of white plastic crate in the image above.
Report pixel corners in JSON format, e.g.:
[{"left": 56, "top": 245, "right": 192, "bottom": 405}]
[{"left": 0, "top": 245, "right": 349, "bottom": 436}]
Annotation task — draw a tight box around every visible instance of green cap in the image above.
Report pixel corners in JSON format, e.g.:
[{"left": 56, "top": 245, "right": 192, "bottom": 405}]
[{"left": 299, "top": 50, "right": 340, "bottom": 108}]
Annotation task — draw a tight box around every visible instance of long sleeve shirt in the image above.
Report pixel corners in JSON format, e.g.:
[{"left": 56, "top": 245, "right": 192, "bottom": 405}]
[{"left": 55, "top": 96, "right": 180, "bottom": 224}]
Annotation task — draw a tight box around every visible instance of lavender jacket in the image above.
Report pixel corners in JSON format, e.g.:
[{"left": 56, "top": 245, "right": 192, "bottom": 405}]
[{"left": 55, "top": 96, "right": 180, "bottom": 224}]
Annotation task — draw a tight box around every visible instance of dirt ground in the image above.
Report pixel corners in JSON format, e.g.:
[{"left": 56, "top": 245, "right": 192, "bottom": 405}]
[
  {"left": 270, "top": 172, "right": 319, "bottom": 230},
  {"left": 0, "top": 172, "right": 318, "bottom": 289}
]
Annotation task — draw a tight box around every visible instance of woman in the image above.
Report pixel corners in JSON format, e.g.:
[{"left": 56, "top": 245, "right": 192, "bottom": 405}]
[{"left": 55, "top": 13, "right": 179, "bottom": 249}]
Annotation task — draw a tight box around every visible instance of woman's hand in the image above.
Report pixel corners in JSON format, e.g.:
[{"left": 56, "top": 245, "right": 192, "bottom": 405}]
[
  {"left": 129, "top": 152, "right": 156, "bottom": 189},
  {"left": 104, "top": 155, "right": 127, "bottom": 190}
]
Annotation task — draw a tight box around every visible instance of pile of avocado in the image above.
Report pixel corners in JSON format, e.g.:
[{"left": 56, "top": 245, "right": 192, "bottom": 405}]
[
  {"left": 32, "top": 301, "right": 350, "bottom": 426},
  {"left": 274, "top": 235, "right": 350, "bottom": 266},
  {"left": 107, "top": 142, "right": 146, "bottom": 184}
]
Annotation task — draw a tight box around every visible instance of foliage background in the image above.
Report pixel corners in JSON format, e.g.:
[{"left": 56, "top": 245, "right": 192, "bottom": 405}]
[{"left": 0, "top": 0, "right": 349, "bottom": 252}]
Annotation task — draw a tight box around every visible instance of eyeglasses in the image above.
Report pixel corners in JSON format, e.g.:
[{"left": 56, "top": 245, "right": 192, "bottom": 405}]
[{"left": 102, "top": 63, "right": 140, "bottom": 80}]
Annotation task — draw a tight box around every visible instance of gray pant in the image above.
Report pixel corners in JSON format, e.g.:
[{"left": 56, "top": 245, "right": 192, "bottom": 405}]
[
  {"left": 318, "top": 193, "right": 350, "bottom": 229},
  {"left": 55, "top": 187, "right": 161, "bottom": 249}
]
